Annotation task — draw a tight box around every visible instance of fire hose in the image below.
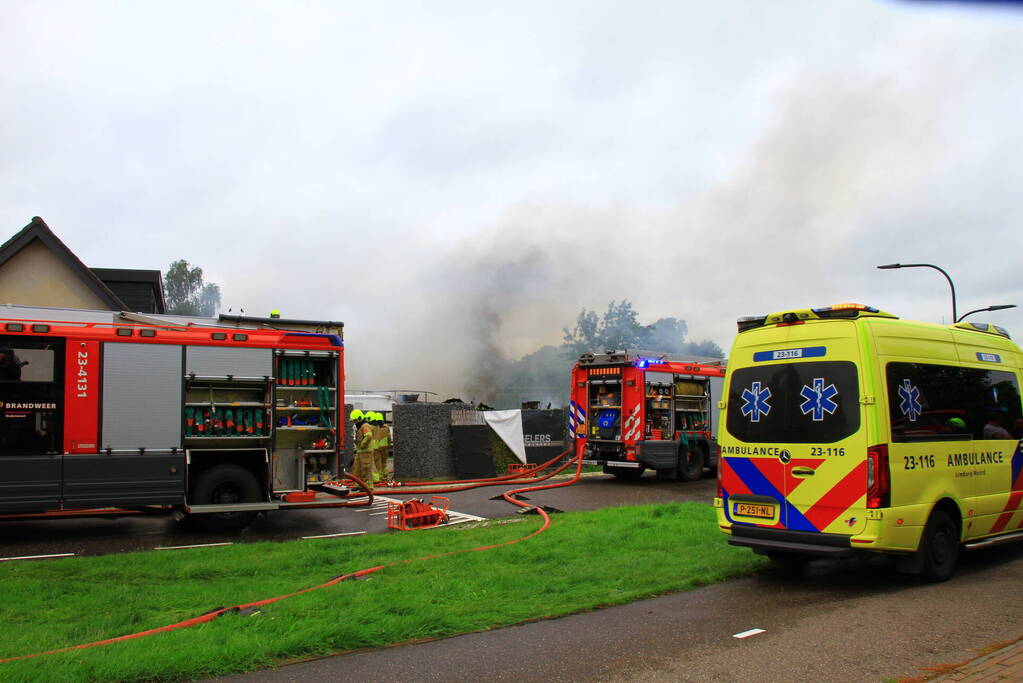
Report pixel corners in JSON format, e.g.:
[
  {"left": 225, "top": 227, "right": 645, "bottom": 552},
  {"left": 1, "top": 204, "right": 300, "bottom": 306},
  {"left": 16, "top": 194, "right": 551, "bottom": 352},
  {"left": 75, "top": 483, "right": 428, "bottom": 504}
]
[
  {"left": 341, "top": 448, "right": 580, "bottom": 499},
  {"left": 0, "top": 450, "right": 582, "bottom": 664}
]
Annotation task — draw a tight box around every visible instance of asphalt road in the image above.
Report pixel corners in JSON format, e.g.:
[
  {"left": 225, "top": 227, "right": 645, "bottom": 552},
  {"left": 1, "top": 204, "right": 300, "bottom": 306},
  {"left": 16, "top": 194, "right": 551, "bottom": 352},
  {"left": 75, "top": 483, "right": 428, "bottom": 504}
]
[
  {"left": 0, "top": 472, "right": 716, "bottom": 560},
  {"left": 217, "top": 537, "right": 1023, "bottom": 683},
  {"left": 6, "top": 471, "right": 1023, "bottom": 680}
]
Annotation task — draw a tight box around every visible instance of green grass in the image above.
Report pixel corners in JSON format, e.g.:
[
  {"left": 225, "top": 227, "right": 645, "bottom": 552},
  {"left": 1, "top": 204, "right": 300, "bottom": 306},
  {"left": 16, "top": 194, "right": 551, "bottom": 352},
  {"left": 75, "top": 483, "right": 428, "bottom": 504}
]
[{"left": 0, "top": 503, "right": 766, "bottom": 682}]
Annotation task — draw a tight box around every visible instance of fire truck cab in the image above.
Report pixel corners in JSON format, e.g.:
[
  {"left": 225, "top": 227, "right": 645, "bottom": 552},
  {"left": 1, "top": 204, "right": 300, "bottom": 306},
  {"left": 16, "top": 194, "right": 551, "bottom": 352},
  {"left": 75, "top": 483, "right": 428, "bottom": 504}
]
[
  {"left": 0, "top": 304, "right": 349, "bottom": 530},
  {"left": 570, "top": 352, "right": 726, "bottom": 481}
]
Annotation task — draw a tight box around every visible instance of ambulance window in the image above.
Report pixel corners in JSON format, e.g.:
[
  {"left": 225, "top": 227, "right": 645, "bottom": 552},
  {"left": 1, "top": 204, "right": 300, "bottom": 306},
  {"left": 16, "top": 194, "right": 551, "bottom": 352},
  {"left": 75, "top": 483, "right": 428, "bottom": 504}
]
[
  {"left": 726, "top": 361, "right": 860, "bottom": 443},
  {"left": 885, "top": 363, "right": 1022, "bottom": 442}
]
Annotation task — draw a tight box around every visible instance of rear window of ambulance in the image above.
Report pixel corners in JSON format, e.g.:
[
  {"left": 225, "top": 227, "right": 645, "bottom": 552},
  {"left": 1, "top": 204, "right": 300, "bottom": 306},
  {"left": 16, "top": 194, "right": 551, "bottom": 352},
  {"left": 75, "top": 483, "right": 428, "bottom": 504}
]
[{"left": 726, "top": 361, "right": 860, "bottom": 443}]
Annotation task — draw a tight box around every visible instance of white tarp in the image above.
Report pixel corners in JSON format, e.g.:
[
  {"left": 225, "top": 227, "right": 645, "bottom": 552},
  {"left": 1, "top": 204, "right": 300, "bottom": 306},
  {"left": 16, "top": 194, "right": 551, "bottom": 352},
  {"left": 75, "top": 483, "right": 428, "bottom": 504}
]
[{"left": 483, "top": 409, "right": 527, "bottom": 464}]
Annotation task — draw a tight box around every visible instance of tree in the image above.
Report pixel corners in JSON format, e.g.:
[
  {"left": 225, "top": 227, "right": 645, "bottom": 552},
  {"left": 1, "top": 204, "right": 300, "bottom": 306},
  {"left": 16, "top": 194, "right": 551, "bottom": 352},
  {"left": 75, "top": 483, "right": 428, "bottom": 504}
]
[
  {"left": 645, "top": 317, "right": 689, "bottom": 353},
  {"left": 562, "top": 308, "right": 600, "bottom": 355},
  {"left": 164, "top": 260, "right": 221, "bottom": 316},
  {"left": 563, "top": 299, "right": 649, "bottom": 354},
  {"left": 562, "top": 301, "right": 707, "bottom": 357},
  {"left": 681, "top": 338, "right": 725, "bottom": 358},
  {"left": 490, "top": 301, "right": 724, "bottom": 408}
]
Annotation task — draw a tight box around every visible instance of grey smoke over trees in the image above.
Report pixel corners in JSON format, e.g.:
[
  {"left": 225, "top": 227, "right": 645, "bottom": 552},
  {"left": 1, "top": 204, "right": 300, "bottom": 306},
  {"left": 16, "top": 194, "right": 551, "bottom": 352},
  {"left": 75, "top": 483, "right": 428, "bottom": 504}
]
[
  {"left": 562, "top": 300, "right": 723, "bottom": 358},
  {"left": 476, "top": 300, "right": 723, "bottom": 408},
  {"left": 164, "top": 260, "right": 222, "bottom": 316}
]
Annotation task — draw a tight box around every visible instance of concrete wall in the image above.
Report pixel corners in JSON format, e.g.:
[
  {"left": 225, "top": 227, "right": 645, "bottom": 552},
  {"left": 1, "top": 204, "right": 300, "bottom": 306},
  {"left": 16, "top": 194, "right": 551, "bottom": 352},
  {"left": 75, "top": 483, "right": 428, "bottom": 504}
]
[
  {"left": 0, "top": 239, "right": 109, "bottom": 309},
  {"left": 393, "top": 402, "right": 468, "bottom": 479}
]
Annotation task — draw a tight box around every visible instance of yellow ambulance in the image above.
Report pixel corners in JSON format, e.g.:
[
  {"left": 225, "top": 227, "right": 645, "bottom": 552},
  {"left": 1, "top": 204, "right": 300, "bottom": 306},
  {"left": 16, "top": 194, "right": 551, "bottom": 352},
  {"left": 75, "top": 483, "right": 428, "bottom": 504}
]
[{"left": 715, "top": 303, "right": 1023, "bottom": 581}]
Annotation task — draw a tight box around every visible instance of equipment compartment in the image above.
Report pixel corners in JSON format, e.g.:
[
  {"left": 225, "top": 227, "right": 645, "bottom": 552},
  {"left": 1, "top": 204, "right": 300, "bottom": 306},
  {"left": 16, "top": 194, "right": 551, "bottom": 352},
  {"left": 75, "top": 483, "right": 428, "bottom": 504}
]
[
  {"left": 184, "top": 379, "right": 271, "bottom": 440},
  {"left": 272, "top": 350, "right": 339, "bottom": 489}
]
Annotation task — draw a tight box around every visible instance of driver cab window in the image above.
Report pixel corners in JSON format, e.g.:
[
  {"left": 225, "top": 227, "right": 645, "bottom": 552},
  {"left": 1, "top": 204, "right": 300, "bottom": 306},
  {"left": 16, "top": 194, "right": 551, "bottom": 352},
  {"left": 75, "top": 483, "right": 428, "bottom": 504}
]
[
  {"left": 0, "top": 337, "right": 63, "bottom": 455},
  {"left": 0, "top": 346, "right": 54, "bottom": 382}
]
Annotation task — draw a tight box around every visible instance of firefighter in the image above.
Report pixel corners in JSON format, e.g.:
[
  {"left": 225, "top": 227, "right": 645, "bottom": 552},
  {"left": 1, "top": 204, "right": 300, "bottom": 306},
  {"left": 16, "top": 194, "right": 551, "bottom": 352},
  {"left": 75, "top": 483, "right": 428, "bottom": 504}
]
[
  {"left": 353, "top": 409, "right": 376, "bottom": 485},
  {"left": 371, "top": 412, "right": 390, "bottom": 482}
]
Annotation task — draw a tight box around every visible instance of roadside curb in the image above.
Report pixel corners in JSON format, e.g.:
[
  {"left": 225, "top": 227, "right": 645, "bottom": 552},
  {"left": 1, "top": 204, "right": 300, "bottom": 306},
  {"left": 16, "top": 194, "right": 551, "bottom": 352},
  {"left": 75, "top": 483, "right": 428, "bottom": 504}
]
[{"left": 931, "top": 634, "right": 1023, "bottom": 681}]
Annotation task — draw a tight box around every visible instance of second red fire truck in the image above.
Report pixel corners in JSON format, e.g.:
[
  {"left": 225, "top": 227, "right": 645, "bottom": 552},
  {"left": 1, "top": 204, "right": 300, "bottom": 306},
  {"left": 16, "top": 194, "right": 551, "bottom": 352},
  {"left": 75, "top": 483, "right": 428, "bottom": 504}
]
[{"left": 570, "top": 352, "right": 726, "bottom": 481}]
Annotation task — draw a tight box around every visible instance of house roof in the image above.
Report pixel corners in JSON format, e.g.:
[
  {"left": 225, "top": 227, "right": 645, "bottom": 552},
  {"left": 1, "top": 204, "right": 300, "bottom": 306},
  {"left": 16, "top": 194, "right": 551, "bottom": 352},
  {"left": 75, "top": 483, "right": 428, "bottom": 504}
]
[
  {"left": 90, "top": 268, "right": 166, "bottom": 314},
  {"left": 0, "top": 216, "right": 128, "bottom": 311}
]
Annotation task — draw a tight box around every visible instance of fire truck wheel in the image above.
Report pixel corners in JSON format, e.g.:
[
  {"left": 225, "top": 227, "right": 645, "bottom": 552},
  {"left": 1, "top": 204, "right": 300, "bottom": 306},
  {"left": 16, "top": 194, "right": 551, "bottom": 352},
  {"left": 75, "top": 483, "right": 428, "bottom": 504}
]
[
  {"left": 920, "top": 508, "right": 960, "bottom": 582},
  {"left": 678, "top": 447, "right": 705, "bottom": 482},
  {"left": 191, "top": 464, "right": 262, "bottom": 531}
]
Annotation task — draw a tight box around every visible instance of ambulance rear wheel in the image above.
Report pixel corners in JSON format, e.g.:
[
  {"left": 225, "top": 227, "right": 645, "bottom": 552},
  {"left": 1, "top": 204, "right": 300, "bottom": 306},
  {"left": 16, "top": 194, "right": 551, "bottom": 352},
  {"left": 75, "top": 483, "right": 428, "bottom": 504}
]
[
  {"left": 920, "top": 509, "right": 960, "bottom": 582},
  {"left": 191, "top": 464, "right": 261, "bottom": 531},
  {"left": 678, "top": 447, "right": 705, "bottom": 482}
]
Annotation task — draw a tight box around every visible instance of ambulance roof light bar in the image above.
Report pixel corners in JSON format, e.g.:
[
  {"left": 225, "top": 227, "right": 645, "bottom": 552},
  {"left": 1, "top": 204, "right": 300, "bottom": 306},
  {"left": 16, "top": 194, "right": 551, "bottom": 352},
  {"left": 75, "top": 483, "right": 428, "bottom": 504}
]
[
  {"left": 736, "top": 315, "right": 768, "bottom": 332},
  {"left": 812, "top": 303, "right": 890, "bottom": 319},
  {"left": 737, "top": 303, "right": 896, "bottom": 332},
  {"left": 953, "top": 321, "right": 1013, "bottom": 340}
]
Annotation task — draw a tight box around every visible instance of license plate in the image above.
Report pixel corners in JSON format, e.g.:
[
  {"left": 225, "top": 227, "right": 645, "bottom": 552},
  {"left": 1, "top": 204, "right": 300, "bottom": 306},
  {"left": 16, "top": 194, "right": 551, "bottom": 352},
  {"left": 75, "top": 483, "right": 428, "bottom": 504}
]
[{"left": 734, "top": 502, "right": 774, "bottom": 518}]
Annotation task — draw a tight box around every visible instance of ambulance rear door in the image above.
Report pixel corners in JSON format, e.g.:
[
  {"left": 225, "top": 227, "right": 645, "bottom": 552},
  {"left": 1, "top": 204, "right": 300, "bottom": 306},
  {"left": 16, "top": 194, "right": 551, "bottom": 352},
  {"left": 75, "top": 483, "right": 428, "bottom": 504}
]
[{"left": 723, "top": 323, "right": 868, "bottom": 536}]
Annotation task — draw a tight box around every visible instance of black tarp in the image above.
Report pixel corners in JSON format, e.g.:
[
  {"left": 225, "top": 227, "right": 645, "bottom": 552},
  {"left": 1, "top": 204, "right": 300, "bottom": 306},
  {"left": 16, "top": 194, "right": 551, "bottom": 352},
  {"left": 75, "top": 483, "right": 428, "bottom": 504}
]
[
  {"left": 521, "top": 409, "right": 567, "bottom": 464},
  {"left": 450, "top": 425, "right": 496, "bottom": 478}
]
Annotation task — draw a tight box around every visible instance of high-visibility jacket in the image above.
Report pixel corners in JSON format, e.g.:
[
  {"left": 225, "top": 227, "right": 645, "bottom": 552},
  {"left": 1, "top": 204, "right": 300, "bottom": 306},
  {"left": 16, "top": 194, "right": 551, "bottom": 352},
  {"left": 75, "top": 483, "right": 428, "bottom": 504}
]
[
  {"left": 356, "top": 423, "right": 374, "bottom": 453},
  {"left": 373, "top": 425, "right": 390, "bottom": 449}
]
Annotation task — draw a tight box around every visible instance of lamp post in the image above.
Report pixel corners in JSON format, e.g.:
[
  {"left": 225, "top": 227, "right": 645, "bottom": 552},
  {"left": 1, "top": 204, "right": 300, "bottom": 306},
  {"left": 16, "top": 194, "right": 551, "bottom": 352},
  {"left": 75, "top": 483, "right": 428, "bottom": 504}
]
[
  {"left": 956, "top": 304, "right": 1017, "bottom": 323},
  {"left": 876, "top": 263, "right": 957, "bottom": 323}
]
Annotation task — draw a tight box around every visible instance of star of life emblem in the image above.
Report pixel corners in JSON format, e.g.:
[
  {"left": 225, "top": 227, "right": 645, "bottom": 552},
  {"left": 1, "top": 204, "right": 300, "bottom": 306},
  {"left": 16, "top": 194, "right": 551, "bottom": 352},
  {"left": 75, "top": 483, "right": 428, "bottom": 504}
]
[
  {"left": 740, "top": 382, "right": 772, "bottom": 423},
  {"left": 898, "top": 379, "right": 922, "bottom": 422},
  {"left": 799, "top": 378, "right": 839, "bottom": 422}
]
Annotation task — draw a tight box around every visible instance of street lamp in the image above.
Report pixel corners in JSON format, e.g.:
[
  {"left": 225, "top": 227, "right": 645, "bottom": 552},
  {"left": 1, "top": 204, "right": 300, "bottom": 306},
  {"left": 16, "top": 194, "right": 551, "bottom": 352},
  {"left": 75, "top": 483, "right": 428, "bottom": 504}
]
[
  {"left": 876, "top": 263, "right": 957, "bottom": 323},
  {"left": 956, "top": 304, "right": 1017, "bottom": 323}
]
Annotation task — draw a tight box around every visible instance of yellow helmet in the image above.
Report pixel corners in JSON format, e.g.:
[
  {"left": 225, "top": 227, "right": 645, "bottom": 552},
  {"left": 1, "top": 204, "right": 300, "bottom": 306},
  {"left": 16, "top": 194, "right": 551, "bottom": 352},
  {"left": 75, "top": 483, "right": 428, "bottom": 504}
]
[{"left": 350, "top": 409, "right": 364, "bottom": 420}]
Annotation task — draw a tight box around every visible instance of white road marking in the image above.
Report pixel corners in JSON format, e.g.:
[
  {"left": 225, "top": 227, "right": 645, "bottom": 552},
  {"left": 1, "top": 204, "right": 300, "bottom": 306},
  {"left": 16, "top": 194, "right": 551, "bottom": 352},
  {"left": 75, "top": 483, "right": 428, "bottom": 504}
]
[
  {"left": 155, "top": 542, "right": 234, "bottom": 551},
  {"left": 732, "top": 628, "right": 766, "bottom": 639},
  {"left": 432, "top": 518, "right": 474, "bottom": 528},
  {"left": 353, "top": 496, "right": 400, "bottom": 511},
  {"left": 447, "top": 511, "right": 485, "bottom": 521},
  {"left": 0, "top": 552, "right": 76, "bottom": 562},
  {"left": 302, "top": 531, "right": 367, "bottom": 539}
]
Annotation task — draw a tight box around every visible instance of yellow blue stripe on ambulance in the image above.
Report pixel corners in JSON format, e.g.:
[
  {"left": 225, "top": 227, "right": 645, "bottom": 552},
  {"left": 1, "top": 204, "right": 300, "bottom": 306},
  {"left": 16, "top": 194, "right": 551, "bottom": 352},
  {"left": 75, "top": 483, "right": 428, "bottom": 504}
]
[{"left": 717, "top": 305, "right": 885, "bottom": 541}]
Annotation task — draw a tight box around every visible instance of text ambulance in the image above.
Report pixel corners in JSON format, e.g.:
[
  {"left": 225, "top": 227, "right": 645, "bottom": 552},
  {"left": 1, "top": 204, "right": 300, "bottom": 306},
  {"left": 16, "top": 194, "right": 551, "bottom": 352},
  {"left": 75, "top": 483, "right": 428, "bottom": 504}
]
[{"left": 715, "top": 303, "right": 1022, "bottom": 581}]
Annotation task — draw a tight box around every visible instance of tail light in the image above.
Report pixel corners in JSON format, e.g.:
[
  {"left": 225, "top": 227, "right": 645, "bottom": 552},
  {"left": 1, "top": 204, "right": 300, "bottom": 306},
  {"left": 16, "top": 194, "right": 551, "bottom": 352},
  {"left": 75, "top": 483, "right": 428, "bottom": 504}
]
[
  {"left": 716, "top": 444, "right": 723, "bottom": 498},
  {"left": 867, "top": 443, "right": 890, "bottom": 508}
]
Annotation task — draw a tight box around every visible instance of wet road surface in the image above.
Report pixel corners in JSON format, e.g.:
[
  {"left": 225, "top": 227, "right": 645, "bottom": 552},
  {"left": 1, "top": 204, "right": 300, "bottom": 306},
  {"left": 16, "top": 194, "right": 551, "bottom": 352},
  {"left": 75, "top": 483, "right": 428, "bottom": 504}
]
[
  {"left": 215, "top": 537, "right": 1023, "bottom": 682},
  {"left": 0, "top": 472, "right": 716, "bottom": 560}
]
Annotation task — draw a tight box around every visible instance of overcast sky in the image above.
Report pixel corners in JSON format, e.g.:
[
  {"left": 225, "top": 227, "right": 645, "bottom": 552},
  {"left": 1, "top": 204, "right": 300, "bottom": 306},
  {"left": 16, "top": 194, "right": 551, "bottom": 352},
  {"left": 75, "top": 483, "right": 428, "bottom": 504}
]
[{"left": 3, "top": 0, "right": 1022, "bottom": 397}]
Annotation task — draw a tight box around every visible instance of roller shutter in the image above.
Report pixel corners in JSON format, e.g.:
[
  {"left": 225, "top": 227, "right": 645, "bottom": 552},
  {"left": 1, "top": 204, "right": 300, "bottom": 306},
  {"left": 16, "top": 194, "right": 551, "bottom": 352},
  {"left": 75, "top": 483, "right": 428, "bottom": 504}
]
[
  {"left": 102, "top": 343, "right": 182, "bottom": 452},
  {"left": 186, "top": 346, "right": 273, "bottom": 379}
]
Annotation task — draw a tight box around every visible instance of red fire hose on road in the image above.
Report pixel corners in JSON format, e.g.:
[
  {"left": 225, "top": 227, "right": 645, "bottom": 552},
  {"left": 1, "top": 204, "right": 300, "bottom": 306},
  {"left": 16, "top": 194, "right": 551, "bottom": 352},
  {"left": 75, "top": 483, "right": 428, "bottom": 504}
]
[
  {"left": 342, "top": 448, "right": 580, "bottom": 499},
  {"left": 0, "top": 451, "right": 582, "bottom": 664}
]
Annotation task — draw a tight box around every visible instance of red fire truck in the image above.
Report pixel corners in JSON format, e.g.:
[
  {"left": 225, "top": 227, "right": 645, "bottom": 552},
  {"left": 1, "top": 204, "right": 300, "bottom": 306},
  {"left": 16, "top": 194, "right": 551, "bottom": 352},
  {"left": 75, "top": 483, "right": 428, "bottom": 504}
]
[
  {"left": 570, "top": 352, "right": 726, "bottom": 480},
  {"left": 0, "top": 305, "right": 350, "bottom": 530}
]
